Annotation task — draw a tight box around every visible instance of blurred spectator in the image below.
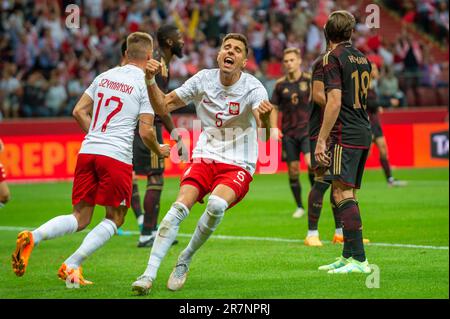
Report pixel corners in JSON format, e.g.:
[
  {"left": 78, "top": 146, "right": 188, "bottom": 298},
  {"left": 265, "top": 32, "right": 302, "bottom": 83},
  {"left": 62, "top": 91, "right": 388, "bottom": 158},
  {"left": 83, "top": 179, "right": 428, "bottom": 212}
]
[
  {"left": 378, "top": 66, "right": 406, "bottom": 108},
  {"left": 0, "top": 63, "right": 23, "bottom": 118},
  {"left": 45, "top": 70, "right": 67, "bottom": 116},
  {"left": 21, "top": 70, "right": 49, "bottom": 117}
]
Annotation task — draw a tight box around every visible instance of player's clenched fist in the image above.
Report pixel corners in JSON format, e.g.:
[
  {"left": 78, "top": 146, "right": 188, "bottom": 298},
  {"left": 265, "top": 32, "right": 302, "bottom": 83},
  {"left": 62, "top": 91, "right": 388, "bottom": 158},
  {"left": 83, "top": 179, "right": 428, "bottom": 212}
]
[
  {"left": 257, "top": 100, "right": 273, "bottom": 122},
  {"left": 158, "top": 144, "right": 171, "bottom": 158},
  {"left": 145, "top": 59, "right": 162, "bottom": 80}
]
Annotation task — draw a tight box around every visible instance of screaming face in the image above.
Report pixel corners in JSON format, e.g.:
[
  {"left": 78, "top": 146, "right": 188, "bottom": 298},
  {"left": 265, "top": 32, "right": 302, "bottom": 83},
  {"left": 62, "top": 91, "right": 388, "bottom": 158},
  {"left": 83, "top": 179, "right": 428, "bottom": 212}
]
[{"left": 217, "top": 39, "right": 247, "bottom": 75}]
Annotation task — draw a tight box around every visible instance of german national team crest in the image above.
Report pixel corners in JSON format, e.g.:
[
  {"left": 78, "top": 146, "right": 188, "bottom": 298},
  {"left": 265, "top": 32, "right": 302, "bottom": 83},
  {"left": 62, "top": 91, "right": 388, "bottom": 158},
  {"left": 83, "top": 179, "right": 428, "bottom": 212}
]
[
  {"left": 229, "top": 102, "right": 240, "bottom": 115},
  {"left": 299, "top": 81, "right": 308, "bottom": 92}
]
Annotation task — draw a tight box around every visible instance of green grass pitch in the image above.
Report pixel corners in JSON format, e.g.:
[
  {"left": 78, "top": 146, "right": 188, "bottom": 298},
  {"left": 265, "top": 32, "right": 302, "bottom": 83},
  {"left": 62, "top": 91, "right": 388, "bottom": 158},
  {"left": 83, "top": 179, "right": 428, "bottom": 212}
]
[{"left": 0, "top": 168, "right": 448, "bottom": 299}]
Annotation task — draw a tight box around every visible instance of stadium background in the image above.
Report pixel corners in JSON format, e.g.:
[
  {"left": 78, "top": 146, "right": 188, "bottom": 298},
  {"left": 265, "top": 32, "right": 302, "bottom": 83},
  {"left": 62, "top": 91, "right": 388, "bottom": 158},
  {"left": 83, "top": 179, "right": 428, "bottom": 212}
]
[
  {"left": 0, "top": 0, "right": 448, "bottom": 180},
  {"left": 0, "top": 0, "right": 448, "bottom": 300}
]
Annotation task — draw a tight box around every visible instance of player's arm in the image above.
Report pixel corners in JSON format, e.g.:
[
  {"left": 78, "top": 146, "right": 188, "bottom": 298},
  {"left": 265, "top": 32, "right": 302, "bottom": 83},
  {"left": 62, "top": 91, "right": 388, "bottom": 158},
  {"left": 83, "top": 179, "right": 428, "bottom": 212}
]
[
  {"left": 139, "top": 113, "right": 170, "bottom": 157},
  {"left": 313, "top": 80, "right": 326, "bottom": 108},
  {"left": 252, "top": 100, "right": 273, "bottom": 141},
  {"left": 72, "top": 93, "right": 94, "bottom": 133}
]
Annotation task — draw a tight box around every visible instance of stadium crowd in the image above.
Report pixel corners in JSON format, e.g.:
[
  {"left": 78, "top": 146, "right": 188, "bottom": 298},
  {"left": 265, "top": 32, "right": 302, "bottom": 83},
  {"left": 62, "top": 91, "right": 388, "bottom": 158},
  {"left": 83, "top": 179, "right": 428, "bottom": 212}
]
[{"left": 0, "top": 0, "right": 448, "bottom": 119}]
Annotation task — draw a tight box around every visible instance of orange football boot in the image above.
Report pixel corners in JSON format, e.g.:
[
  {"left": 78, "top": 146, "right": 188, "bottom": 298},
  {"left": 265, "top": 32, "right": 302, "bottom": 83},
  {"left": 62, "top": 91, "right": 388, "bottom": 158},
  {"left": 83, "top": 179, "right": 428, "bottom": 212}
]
[
  {"left": 332, "top": 234, "right": 370, "bottom": 244},
  {"left": 58, "top": 263, "right": 93, "bottom": 286},
  {"left": 12, "top": 231, "right": 35, "bottom": 277},
  {"left": 304, "top": 236, "right": 323, "bottom": 247}
]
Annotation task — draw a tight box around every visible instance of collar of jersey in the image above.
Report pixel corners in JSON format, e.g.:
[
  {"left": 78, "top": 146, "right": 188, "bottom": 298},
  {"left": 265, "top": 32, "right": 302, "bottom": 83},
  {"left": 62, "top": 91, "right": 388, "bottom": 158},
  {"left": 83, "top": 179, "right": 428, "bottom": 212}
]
[{"left": 123, "top": 63, "right": 145, "bottom": 75}]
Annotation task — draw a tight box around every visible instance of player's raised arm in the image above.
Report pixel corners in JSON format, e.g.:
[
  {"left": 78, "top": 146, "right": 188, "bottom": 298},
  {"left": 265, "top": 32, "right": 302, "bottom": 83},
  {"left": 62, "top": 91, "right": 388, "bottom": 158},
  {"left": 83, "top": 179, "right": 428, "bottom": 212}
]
[
  {"left": 145, "top": 61, "right": 187, "bottom": 115},
  {"left": 72, "top": 93, "right": 94, "bottom": 133},
  {"left": 139, "top": 113, "right": 170, "bottom": 158}
]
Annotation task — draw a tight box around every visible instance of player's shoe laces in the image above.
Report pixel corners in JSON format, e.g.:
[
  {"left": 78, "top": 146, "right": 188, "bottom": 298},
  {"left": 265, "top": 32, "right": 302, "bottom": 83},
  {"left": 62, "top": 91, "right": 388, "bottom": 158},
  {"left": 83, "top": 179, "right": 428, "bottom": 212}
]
[
  {"left": 332, "top": 234, "right": 370, "bottom": 244},
  {"left": 58, "top": 263, "right": 93, "bottom": 287},
  {"left": 292, "top": 207, "right": 305, "bottom": 218},
  {"left": 12, "top": 231, "right": 35, "bottom": 277},
  {"left": 318, "top": 256, "right": 351, "bottom": 271},
  {"left": 167, "top": 263, "right": 189, "bottom": 291},
  {"left": 304, "top": 236, "right": 323, "bottom": 246},
  {"left": 132, "top": 275, "right": 153, "bottom": 295},
  {"left": 328, "top": 259, "right": 371, "bottom": 274},
  {"left": 388, "top": 177, "right": 408, "bottom": 187}
]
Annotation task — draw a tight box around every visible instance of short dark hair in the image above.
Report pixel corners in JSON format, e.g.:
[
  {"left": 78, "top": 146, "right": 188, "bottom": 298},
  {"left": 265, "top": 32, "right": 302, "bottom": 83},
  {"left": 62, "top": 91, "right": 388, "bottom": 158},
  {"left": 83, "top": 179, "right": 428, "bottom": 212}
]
[
  {"left": 157, "top": 24, "right": 179, "bottom": 47},
  {"left": 221, "top": 33, "right": 249, "bottom": 56},
  {"left": 325, "top": 10, "right": 355, "bottom": 43},
  {"left": 121, "top": 38, "right": 127, "bottom": 58}
]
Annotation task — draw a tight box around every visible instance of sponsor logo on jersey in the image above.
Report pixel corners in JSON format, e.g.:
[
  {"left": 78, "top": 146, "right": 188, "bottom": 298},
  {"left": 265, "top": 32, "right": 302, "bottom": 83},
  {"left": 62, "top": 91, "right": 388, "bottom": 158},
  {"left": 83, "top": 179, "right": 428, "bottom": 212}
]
[
  {"left": 282, "top": 88, "right": 289, "bottom": 95},
  {"left": 229, "top": 102, "right": 240, "bottom": 115}
]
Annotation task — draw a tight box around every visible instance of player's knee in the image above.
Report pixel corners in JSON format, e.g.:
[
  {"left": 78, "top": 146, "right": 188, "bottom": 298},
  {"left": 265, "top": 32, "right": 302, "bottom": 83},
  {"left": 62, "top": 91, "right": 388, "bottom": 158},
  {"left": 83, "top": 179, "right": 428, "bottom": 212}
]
[
  {"left": 73, "top": 214, "right": 91, "bottom": 231},
  {"left": 147, "top": 174, "right": 163, "bottom": 188},
  {"left": 206, "top": 195, "right": 228, "bottom": 219},
  {"left": 164, "top": 201, "right": 190, "bottom": 226},
  {"left": 0, "top": 192, "right": 10, "bottom": 204}
]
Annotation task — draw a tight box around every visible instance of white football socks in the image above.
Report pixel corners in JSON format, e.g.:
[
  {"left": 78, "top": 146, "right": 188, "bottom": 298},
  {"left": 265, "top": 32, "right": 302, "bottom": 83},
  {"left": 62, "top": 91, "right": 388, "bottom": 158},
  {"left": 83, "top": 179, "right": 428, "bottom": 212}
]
[
  {"left": 307, "top": 230, "right": 319, "bottom": 237},
  {"left": 178, "top": 195, "right": 228, "bottom": 266},
  {"left": 144, "top": 202, "right": 189, "bottom": 280},
  {"left": 64, "top": 218, "right": 117, "bottom": 268},
  {"left": 32, "top": 214, "right": 78, "bottom": 245}
]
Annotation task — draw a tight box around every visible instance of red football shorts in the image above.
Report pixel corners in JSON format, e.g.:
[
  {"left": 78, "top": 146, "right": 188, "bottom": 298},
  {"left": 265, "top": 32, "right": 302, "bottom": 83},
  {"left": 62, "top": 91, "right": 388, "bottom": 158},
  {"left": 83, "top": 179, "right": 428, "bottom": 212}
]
[
  {"left": 0, "top": 163, "right": 6, "bottom": 182},
  {"left": 180, "top": 158, "right": 253, "bottom": 208},
  {"left": 72, "top": 154, "right": 132, "bottom": 208}
]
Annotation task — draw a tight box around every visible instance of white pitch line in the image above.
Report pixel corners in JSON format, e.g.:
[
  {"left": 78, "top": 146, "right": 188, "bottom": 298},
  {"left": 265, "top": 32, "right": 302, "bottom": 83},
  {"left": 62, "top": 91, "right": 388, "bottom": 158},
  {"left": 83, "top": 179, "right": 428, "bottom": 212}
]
[{"left": 0, "top": 225, "right": 448, "bottom": 251}]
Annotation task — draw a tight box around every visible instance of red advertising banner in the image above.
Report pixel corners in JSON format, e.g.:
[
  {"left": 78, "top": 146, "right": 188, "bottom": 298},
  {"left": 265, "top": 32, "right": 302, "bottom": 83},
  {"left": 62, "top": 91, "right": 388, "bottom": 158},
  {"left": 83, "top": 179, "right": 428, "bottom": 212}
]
[{"left": 0, "top": 119, "right": 448, "bottom": 182}]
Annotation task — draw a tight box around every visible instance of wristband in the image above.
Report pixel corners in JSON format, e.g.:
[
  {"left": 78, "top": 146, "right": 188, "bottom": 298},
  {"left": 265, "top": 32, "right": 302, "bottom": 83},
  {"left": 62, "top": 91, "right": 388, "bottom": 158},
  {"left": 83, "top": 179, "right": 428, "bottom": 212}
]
[{"left": 145, "top": 77, "right": 156, "bottom": 86}]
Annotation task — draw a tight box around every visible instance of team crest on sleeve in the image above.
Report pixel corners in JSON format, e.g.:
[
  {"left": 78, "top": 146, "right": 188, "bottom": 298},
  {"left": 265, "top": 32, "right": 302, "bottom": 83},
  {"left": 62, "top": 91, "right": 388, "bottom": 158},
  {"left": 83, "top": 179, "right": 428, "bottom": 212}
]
[{"left": 229, "top": 102, "right": 240, "bottom": 115}]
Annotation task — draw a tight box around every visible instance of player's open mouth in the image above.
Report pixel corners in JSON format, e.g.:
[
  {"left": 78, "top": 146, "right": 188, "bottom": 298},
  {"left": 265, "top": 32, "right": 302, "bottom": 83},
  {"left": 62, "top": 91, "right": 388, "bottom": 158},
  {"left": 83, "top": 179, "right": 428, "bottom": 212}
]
[{"left": 224, "top": 57, "right": 234, "bottom": 66}]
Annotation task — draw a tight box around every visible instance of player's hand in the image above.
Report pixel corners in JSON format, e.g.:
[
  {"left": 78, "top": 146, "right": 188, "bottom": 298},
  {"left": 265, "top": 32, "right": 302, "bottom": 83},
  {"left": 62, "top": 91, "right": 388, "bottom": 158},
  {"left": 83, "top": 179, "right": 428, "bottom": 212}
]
[
  {"left": 257, "top": 100, "right": 273, "bottom": 123},
  {"left": 314, "top": 138, "right": 331, "bottom": 167},
  {"left": 270, "top": 127, "right": 283, "bottom": 141},
  {"left": 145, "top": 59, "right": 162, "bottom": 80},
  {"left": 176, "top": 137, "right": 189, "bottom": 162},
  {"left": 158, "top": 144, "right": 171, "bottom": 158}
]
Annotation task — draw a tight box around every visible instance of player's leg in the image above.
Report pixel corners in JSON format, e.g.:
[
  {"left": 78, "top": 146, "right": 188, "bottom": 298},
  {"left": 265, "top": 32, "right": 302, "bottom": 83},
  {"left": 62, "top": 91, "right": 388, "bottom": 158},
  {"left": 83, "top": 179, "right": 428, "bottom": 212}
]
[
  {"left": 283, "top": 135, "right": 304, "bottom": 218},
  {"left": 375, "top": 136, "right": 406, "bottom": 187},
  {"left": 132, "top": 184, "right": 198, "bottom": 295},
  {"left": 0, "top": 163, "right": 10, "bottom": 208},
  {"left": 301, "top": 137, "right": 315, "bottom": 186},
  {"left": 0, "top": 180, "right": 10, "bottom": 208},
  {"left": 12, "top": 154, "right": 98, "bottom": 277},
  {"left": 138, "top": 173, "right": 165, "bottom": 247},
  {"left": 168, "top": 165, "right": 252, "bottom": 291},
  {"left": 61, "top": 205, "right": 127, "bottom": 286},
  {"left": 305, "top": 170, "right": 330, "bottom": 246},
  {"left": 330, "top": 188, "right": 344, "bottom": 243},
  {"left": 12, "top": 200, "right": 94, "bottom": 277},
  {"left": 130, "top": 171, "right": 144, "bottom": 228},
  {"left": 320, "top": 146, "right": 371, "bottom": 273}
]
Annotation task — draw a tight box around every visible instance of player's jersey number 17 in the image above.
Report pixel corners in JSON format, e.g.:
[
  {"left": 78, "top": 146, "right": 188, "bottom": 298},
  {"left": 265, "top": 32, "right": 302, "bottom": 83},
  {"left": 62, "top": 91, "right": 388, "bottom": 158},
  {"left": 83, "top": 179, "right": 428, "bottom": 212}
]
[{"left": 92, "top": 92, "right": 123, "bottom": 132}]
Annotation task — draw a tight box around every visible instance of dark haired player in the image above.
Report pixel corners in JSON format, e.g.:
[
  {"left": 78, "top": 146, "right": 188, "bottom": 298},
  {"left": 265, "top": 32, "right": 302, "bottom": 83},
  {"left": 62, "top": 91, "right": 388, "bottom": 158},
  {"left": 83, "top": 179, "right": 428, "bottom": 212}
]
[
  {"left": 122, "top": 25, "right": 187, "bottom": 247},
  {"left": 315, "top": 11, "right": 372, "bottom": 273}
]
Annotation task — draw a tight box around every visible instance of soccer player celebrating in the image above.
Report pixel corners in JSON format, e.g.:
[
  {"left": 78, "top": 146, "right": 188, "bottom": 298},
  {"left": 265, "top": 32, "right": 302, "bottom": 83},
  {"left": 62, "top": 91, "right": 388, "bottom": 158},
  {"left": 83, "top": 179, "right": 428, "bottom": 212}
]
[
  {"left": 271, "top": 48, "right": 314, "bottom": 219},
  {"left": 367, "top": 63, "right": 407, "bottom": 187},
  {"left": 315, "top": 11, "right": 372, "bottom": 273},
  {"left": 131, "top": 33, "right": 273, "bottom": 295},
  {"left": 11, "top": 32, "right": 170, "bottom": 285},
  {"left": 127, "top": 25, "right": 187, "bottom": 247},
  {"left": 0, "top": 139, "right": 11, "bottom": 208}
]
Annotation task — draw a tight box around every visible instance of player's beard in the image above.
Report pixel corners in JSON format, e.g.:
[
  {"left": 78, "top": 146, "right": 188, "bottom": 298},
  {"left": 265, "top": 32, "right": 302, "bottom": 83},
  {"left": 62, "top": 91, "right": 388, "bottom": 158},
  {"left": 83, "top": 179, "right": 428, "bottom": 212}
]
[{"left": 172, "top": 44, "right": 183, "bottom": 58}]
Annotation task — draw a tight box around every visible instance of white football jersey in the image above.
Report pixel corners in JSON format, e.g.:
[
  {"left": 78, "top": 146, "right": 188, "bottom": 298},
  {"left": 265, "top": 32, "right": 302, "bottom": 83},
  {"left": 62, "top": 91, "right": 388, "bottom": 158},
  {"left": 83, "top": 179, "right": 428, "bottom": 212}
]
[
  {"left": 175, "top": 69, "right": 268, "bottom": 175},
  {"left": 79, "top": 64, "right": 154, "bottom": 164}
]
